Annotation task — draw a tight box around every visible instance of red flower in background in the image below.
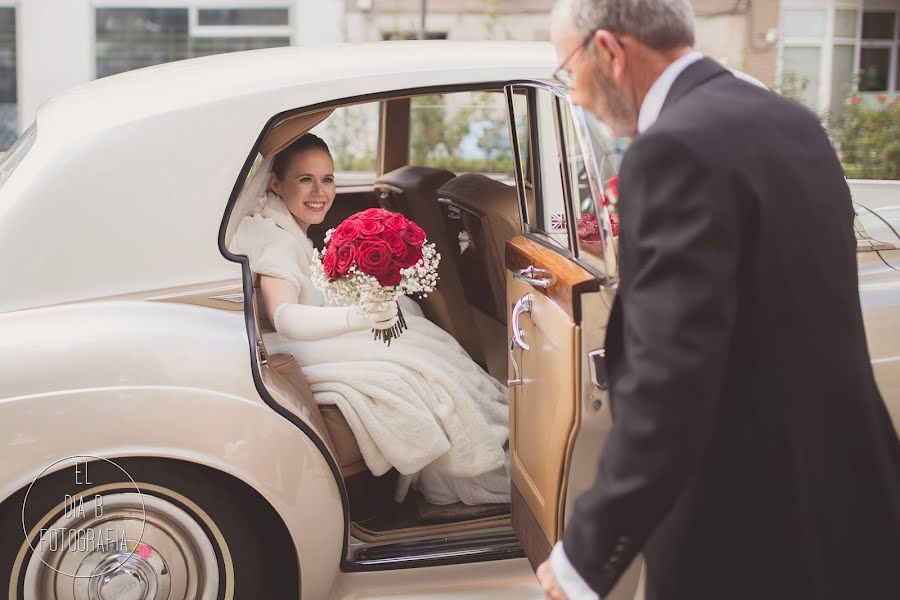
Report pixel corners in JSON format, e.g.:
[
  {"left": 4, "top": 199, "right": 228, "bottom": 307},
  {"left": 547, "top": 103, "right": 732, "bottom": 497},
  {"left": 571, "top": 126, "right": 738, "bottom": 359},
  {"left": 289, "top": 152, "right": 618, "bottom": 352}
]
[{"left": 877, "top": 93, "right": 887, "bottom": 104}]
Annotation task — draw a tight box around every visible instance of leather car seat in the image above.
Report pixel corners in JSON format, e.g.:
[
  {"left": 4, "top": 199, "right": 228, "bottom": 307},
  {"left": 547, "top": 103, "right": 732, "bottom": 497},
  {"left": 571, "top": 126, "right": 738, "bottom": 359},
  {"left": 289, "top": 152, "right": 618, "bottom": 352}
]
[
  {"left": 435, "top": 173, "right": 520, "bottom": 325},
  {"left": 252, "top": 276, "right": 367, "bottom": 478},
  {"left": 375, "top": 166, "right": 486, "bottom": 367}
]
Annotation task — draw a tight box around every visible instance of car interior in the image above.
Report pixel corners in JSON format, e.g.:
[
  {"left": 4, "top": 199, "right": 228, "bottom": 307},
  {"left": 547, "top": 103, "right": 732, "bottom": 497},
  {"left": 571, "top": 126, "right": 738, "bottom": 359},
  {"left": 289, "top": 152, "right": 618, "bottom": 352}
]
[{"left": 228, "top": 88, "right": 532, "bottom": 551}]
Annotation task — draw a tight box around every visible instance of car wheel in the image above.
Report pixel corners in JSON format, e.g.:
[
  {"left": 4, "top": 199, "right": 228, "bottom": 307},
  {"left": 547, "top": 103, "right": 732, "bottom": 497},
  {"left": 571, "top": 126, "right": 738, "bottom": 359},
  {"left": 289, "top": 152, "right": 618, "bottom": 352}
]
[{"left": 1, "top": 458, "right": 298, "bottom": 599}]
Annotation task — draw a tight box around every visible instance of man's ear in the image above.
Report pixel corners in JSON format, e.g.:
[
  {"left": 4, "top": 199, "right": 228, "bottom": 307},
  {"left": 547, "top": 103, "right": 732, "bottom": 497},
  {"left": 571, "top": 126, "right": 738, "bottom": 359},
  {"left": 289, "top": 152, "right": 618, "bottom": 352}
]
[{"left": 595, "top": 29, "right": 626, "bottom": 84}]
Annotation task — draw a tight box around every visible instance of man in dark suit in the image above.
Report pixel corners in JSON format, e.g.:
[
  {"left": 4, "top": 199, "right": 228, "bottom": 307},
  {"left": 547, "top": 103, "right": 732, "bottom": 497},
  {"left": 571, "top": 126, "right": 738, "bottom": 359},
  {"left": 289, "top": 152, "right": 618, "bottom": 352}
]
[{"left": 538, "top": 1, "right": 900, "bottom": 598}]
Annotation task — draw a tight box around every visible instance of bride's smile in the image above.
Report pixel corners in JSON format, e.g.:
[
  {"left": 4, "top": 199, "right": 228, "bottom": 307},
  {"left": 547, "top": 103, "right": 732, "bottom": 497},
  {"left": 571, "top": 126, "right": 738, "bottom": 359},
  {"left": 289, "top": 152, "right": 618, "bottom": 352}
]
[{"left": 268, "top": 142, "right": 337, "bottom": 232}]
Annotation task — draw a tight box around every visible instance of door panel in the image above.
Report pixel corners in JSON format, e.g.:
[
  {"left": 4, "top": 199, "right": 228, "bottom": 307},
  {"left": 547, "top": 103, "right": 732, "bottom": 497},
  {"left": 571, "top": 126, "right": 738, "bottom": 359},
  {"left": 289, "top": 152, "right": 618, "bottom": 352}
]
[{"left": 506, "top": 235, "right": 597, "bottom": 568}]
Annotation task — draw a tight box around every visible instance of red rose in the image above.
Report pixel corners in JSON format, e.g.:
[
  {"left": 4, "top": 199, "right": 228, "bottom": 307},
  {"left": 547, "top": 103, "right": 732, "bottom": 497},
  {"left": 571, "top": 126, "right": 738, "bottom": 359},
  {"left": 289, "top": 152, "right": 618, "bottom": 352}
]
[
  {"left": 357, "top": 207, "right": 385, "bottom": 219},
  {"left": 359, "top": 218, "right": 385, "bottom": 237},
  {"left": 398, "top": 244, "right": 423, "bottom": 269},
  {"left": 877, "top": 93, "right": 887, "bottom": 104},
  {"left": 322, "top": 249, "right": 338, "bottom": 278},
  {"left": 384, "top": 213, "right": 408, "bottom": 232},
  {"left": 331, "top": 219, "right": 361, "bottom": 246},
  {"left": 403, "top": 222, "right": 426, "bottom": 246},
  {"left": 335, "top": 243, "right": 356, "bottom": 275},
  {"left": 356, "top": 240, "right": 394, "bottom": 277},
  {"left": 377, "top": 267, "right": 403, "bottom": 287},
  {"left": 849, "top": 96, "right": 861, "bottom": 106},
  {"left": 382, "top": 230, "right": 407, "bottom": 257}
]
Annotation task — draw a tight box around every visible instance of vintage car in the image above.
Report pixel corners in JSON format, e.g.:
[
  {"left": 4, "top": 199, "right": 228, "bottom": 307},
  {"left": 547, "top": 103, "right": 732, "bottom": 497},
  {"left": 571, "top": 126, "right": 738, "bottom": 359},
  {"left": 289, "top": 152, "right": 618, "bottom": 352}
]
[{"left": 0, "top": 41, "right": 897, "bottom": 600}]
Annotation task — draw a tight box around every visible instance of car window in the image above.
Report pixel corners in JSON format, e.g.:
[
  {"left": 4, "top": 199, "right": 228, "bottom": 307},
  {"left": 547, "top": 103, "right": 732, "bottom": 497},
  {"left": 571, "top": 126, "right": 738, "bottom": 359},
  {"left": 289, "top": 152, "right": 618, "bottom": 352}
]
[
  {"left": 408, "top": 90, "right": 515, "bottom": 183},
  {"left": 563, "top": 106, "right": 625, "bottom": 275},
  {"left": 0, "top": 123, "right": 35, "bottom": 191},
  {"left": 310, "top": 101, "right": 380, "bottom": 187},
  {"left": 508, "top": 87, "right": 571, "bottom": 253}
]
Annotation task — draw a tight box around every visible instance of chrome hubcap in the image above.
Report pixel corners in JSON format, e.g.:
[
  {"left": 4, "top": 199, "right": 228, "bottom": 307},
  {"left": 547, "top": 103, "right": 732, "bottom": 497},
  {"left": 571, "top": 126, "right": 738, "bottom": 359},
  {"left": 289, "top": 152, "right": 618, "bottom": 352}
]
[{"left": 23, "top": 493, "right": 218, "bottom": 600}]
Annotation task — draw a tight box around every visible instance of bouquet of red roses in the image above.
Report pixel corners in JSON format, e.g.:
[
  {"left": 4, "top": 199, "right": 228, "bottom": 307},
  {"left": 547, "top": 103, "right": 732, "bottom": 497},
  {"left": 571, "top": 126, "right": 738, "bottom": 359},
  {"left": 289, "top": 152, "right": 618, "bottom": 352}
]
[{"left": 311, "top": 208, "right": 440, "bottom": 345}]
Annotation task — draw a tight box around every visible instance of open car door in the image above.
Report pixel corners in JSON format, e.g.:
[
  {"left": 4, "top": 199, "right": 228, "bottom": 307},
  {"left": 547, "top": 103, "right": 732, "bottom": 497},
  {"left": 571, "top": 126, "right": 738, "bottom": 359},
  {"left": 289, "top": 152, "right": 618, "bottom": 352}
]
[{"left": 504, "top": 84, "right": 642, "bottom": 598}]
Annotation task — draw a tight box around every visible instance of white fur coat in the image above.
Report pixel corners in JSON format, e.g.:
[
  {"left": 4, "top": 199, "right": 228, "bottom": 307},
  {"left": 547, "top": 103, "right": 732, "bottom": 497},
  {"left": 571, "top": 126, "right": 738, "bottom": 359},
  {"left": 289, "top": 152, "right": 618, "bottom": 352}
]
[{"left": 229, "top": 194, "right": 510, "bottom": 505}]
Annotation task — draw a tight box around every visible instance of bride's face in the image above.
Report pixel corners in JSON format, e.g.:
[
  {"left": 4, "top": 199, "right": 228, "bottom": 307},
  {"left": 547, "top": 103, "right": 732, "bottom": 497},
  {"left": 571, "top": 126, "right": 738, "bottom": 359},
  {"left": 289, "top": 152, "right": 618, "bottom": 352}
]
[{"left": 269, "top": 148, "right": 336, "bottom": 231}]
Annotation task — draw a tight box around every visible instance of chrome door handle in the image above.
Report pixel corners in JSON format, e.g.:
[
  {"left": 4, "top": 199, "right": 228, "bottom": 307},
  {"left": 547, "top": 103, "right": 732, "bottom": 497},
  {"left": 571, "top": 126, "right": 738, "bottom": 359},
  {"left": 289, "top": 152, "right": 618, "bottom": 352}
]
[
  {"left": 510, "top": 293, "right": 533, "bottom": 351},
  {"left": 507, "top": 293, "right": 533, "bottom": 386},
  {"left": 513, "top": 265, "right": 556, "bottom": 289}
]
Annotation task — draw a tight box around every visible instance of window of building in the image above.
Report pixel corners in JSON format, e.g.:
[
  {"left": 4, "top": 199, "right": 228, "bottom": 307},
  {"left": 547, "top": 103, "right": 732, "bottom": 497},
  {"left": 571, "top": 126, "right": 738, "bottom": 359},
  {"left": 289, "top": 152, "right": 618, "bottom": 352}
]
[
  {"left": 780, "top": 5, "right": 899, "bottom": 112},
  {"left": 859, "top": 10, "right": 898, "bottom": 93},
  {"left": 0, "top": 6, "right": 16, "bottom": 151},
  {"left": 95, "top": 7, "right": 291, "bottom": 79}
]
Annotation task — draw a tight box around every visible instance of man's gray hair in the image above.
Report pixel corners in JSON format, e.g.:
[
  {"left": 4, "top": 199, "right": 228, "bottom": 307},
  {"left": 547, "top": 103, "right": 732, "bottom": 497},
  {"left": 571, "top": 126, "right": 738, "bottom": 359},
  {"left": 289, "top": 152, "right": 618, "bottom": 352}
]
[{"left": 554, "top": 0, "right": 695, "bottom": 50}]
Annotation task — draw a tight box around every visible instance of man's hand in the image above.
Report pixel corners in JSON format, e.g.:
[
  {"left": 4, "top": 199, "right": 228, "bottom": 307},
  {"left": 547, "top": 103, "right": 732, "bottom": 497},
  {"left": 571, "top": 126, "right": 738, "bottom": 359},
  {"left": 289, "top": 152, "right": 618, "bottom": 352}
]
[{"left": 537, "top": 559, "right": 569, "bottom": 600}]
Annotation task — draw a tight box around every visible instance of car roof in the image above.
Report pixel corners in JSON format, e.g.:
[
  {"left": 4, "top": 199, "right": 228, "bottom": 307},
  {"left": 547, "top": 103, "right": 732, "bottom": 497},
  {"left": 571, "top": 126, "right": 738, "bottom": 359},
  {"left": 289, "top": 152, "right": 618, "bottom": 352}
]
[{"left": 39, "top": 41, "right": 557, "bottom": 133}]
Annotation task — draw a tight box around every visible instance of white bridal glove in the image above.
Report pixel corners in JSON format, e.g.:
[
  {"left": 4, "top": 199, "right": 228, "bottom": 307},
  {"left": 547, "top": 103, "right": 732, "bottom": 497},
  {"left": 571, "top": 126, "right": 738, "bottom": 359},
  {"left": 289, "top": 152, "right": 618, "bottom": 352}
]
[{"left": 272, "top": 301, "right": 399, "bottom": 342}]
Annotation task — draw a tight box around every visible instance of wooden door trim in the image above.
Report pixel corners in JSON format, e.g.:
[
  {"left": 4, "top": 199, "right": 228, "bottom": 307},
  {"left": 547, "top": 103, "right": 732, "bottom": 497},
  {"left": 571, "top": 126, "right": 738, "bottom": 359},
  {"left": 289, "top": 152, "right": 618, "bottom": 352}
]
[
  {"left": 511, "top": 484, "right": 552, "bottom": 570},
  {"left": 506, "top": 235, "right": 598, "bottom": 322}
]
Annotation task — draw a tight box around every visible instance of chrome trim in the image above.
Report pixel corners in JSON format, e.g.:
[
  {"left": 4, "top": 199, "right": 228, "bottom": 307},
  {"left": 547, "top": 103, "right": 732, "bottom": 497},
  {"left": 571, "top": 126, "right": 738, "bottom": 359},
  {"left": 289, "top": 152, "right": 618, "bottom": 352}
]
[
  {"left": 507, "top": 293, "right": 533, "bottom": 386},
  {"left": 351, "top": 532, "right": 522, "bottom": 568},
  {"left": 513, "top": 265, "right": 555, "bottom": 289},
  {"left": 208, "top": 292, "right": 245, "bottom": 303},
  {"left": 510, "top": 293, "right": 533, "bottom": 351}
]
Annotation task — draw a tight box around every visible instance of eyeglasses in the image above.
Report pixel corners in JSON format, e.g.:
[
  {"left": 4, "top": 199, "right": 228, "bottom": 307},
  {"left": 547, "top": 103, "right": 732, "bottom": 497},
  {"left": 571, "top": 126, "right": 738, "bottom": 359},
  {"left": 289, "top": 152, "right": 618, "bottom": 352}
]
[{"left": 552, "top": 29, "right": 624, "bottom": 89}]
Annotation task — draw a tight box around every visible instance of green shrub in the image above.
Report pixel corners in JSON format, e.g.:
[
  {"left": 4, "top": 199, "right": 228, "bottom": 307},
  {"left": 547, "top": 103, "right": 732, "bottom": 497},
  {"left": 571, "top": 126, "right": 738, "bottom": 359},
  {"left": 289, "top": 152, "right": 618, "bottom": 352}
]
[{"left": 828, "top": 95, "right": 900, "bottom": 180}]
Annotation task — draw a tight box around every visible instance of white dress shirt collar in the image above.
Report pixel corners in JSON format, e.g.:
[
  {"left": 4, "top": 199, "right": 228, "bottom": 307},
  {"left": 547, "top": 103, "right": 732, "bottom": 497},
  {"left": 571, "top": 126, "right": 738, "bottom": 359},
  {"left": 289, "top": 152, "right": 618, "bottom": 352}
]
[{"left": 637, "top": 50, "right": 704, "bottom": 134}]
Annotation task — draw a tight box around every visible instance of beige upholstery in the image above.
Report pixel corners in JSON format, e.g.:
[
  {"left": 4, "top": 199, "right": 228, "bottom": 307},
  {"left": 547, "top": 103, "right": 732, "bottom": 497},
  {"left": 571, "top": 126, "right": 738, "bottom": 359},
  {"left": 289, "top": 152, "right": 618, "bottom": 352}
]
[
  {"left": 253, "top": 277, "right": 366, "bottom": 478},
  {"left": 261, "top": 108, "right": 335, "bottom": 158},
  {"left": 269, "top": 352, "right": 368, "bottom": 478},
  {"left": 375, "top": 166, "right": 486, "bottom": 367}
]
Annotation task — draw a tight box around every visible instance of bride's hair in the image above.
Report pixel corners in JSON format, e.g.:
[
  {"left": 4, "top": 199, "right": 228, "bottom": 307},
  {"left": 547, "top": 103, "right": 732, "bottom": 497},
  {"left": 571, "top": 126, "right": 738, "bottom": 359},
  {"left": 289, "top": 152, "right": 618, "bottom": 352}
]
[{"left": 272, "top": 133, "right": 333, "bottom": 180}]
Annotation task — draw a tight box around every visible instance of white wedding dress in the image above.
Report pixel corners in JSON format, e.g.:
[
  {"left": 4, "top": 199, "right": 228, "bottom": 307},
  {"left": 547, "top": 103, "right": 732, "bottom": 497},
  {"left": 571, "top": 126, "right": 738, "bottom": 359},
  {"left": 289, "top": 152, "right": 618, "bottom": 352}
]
[{"left": 230, "top": 192, "right": 510, "bottom": 506}]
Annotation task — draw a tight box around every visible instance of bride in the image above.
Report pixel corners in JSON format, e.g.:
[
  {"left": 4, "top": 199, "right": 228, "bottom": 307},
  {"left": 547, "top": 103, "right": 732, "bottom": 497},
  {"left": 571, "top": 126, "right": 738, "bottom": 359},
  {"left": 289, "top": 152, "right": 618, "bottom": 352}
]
[{"left": 229, "top": 133, "right": 510, "bottom": 506}]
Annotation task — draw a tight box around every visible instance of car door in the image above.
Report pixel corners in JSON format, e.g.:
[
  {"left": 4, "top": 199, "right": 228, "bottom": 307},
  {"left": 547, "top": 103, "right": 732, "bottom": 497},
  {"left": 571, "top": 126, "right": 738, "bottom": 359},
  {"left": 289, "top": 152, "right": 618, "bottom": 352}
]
[{"left": 504, "top": 84, "right": 643, "bottom": 598}]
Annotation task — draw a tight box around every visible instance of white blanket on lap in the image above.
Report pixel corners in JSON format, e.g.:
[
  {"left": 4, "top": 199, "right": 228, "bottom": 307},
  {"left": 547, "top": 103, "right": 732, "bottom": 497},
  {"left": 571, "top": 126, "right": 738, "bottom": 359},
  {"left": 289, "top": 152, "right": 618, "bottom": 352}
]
[{"left": 230, "top": 193, "right": 510, "bottom": 505}]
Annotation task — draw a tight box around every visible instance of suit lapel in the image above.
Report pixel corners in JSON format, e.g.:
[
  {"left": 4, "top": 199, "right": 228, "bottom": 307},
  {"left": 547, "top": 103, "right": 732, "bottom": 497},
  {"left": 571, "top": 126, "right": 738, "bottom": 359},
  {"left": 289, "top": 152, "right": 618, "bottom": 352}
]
[{"left": 659, "top": 57, "right": 729, "bottom": 116}]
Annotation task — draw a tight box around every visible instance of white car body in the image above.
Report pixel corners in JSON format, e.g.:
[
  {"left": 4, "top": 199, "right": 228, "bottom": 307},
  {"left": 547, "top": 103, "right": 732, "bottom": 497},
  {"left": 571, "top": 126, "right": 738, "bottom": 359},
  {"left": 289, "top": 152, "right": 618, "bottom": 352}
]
[{"left": 0, "top": 41, "right": 896, "bottom": 599}]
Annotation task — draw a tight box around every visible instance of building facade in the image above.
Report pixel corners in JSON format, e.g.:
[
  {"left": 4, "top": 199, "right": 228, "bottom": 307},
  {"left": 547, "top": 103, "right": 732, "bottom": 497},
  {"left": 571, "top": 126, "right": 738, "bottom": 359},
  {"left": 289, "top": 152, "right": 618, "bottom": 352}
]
[{"left": 1, "top": 0, "right": 895, "bottom": 151}]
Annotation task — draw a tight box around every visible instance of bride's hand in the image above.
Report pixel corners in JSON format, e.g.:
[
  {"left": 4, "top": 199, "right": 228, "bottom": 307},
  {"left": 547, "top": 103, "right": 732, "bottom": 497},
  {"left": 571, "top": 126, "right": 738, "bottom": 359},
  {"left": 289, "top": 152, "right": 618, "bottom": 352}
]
[{"left": 348, "top": 301, "right": 399, "bottom": 331}]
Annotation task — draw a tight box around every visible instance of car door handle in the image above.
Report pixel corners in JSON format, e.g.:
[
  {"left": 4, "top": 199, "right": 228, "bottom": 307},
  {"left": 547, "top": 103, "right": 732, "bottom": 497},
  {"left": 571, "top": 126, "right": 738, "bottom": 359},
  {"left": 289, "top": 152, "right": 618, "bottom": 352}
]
[
  {"left": 507, "top": 293, "right": 533, "bottom": 386},
  {"left": 513, "top": 265, "right": 556, "bottom": 289}
]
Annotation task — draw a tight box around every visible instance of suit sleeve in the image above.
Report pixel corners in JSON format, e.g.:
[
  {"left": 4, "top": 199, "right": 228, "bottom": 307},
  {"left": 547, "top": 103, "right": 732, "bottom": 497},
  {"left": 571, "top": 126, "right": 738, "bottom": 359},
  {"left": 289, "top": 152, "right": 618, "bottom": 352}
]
[{"left": 562, "top": 133, "right": 742, "bottom": 595}]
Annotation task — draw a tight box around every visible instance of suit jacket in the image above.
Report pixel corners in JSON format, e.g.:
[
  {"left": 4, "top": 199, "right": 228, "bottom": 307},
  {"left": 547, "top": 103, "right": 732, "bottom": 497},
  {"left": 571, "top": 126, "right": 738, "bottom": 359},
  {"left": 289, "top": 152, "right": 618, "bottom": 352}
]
[{"left": 561, "top": 58, "right": 900, "bottom": 600}]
